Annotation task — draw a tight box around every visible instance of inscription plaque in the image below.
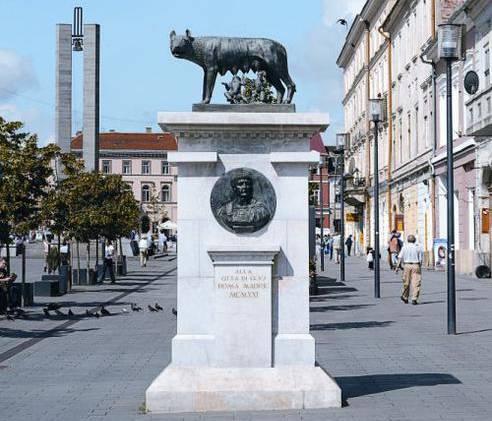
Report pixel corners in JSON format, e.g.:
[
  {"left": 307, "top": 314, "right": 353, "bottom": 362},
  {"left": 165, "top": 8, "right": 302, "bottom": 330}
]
[{"left": 210, "top": 168, "right": 276, "bottom": 234}]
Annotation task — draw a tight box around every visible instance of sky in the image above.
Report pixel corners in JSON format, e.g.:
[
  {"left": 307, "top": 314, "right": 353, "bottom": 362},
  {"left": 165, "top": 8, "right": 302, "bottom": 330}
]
[{"left": 0, "top": 0, "right": 365, "bottom": 146}]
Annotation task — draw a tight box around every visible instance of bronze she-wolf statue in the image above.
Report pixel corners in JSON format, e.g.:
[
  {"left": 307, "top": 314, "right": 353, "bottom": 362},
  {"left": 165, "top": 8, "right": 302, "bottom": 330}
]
[{"left": 169, "top": 29, "right": 296, "bottom": 104}]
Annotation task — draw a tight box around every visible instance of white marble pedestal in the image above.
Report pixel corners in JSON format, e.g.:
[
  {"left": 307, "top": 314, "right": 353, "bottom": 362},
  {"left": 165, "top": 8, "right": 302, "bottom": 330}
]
[{"left": 146, "top": 111, "right": 341, "bottom": 413}]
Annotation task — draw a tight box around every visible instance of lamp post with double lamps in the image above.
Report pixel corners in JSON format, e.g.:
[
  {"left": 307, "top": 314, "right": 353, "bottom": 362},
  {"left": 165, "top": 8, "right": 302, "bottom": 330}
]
[
  {"left": 319, "top": 155, "right": 326, "bottom": 272},
  {"left": 335, "top": 133, "right": 349, "bottom": 283},
  {"left": 369, "top": 98, "right": 384, "bottom": 299},
  {"left": 438, "top": 23, "right": 463, "bottom": 335}
]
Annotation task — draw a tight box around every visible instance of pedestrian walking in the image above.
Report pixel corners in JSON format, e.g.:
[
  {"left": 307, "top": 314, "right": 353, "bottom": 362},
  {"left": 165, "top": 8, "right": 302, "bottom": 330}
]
[
  {"left": 396, "top": 234, "right": 423, "bottom": 305},
  {"left": 60, "top": 240, "right": 70, "bottom": 266},
  {"left": 158, "top": 230, "right": 167, "bottom": 253},
  {"left": 332, "top": 233, "right": 341, "bottom": 264},
  {"left": 139, "top": 236, "right": 149, "bottom": 267},
  {"left": 43, "top": 238, "right": 51, "bottom": 272},
  {"left": 315, "top": 234, "right": 322, "bottom": 261},
  {"left": 388, "top": 230, "right": 403, "bottom": 270},
  {"left": 100, "top": 240, "right": 116, "bottom": 283},
  {"left": 325, "top": 234, "right": 332, "bottom": 256},
  {"left": 366, "top": 247, "right": 375, "bottom": 270},
  {"left": 345, "top": 234, "right": 353, "bottom": 256},
  {"left": 0, "top": 257, "right": 17, "bottom": 316},
  {"left": 328, "top": 235, "right": 334, "bottom": 260}
]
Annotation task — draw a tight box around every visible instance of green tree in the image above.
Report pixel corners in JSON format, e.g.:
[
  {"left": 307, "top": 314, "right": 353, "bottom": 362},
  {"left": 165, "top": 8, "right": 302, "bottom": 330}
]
[
  {"left": 0, "top": 117, "right": 59, "bottom": 275},
  {"left": 42, "top": 169, "right": 139, "bottom": 281}
]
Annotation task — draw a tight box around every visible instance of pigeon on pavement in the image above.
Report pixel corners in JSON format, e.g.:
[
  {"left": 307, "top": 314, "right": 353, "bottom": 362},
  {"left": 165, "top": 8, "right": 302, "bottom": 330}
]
[
  {"left": 155, "top": 303, "right": 163, "bottom": 311},
  {"left": 171, "top": 307, "right": 177, "bottom": 317},
  {"left": 148, "top": 305, "right": 158, "bottom": 312},
  {"left": 101, "top": 306, "right": 111, "bottom": 316}
]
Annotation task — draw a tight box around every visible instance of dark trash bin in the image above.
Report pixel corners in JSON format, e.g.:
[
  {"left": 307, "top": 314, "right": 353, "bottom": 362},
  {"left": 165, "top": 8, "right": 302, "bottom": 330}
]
[{"left": 10, "top": 282, "right": 34, "bottom": 307}]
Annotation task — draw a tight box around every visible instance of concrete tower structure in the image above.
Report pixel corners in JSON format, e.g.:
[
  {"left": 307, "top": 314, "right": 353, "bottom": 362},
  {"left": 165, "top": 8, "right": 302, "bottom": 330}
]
[
  {"left": 55, "top": 8, "right": 100, "bottom": 172},
  {"left": 83, "top": 24, "right": 100, "bottom": 172}
]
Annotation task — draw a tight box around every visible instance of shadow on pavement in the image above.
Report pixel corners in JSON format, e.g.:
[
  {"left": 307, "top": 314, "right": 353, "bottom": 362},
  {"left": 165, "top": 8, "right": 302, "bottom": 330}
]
[
  {"left": 310, "top": 304, "right": 375, "bottom": 312},
  {"left": 337, "top": 373, "right": 461, "bottom": 403},
  {"left": 418, "top": 300, "right": 445, "bottom": 305},
  {"left": 310, "top": 294, "right": 365, "bottom": 302},
  {"left": 315, "top": 287, "right": 359, "bottom": 294},
  {"left": 310, "top": 321, "right": 394, "bottom": 331},
  {"left": 31, "top": 301, "right": 133, "bottom": 310},
  {"left": 0, "top": 326, "right": 99, "bottom": 339},
  {"left": 457, "top": 328, "right": 492, "bottom": 335}
]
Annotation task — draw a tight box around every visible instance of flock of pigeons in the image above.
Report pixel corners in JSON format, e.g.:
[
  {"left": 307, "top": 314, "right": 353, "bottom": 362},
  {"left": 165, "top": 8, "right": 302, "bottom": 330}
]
[{"left": 3, "top": 301, "right": 178, "bottom": 321}]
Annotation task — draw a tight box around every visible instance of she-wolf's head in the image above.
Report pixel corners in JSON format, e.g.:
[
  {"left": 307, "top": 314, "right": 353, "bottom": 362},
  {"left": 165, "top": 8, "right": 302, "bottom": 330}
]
[{"left": 169, "top": 29, "right": 194, "bottom": 58}]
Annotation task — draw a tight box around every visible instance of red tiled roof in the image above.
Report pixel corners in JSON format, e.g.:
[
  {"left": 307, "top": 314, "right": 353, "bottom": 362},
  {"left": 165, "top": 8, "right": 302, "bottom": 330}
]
[{"left": 71, "top": 132, "right": 177, "bottom": 151}]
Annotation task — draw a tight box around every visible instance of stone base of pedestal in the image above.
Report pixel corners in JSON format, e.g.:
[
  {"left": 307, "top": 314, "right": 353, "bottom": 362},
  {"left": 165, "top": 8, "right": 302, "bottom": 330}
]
[{"left": 145, "top": 366, "right": 341, "bottom": 414}]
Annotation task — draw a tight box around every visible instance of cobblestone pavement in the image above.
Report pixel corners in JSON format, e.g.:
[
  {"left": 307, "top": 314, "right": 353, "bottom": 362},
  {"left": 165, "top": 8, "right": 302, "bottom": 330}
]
[{"left": 1, "top": 255, "right": 492, "bottom": 420}]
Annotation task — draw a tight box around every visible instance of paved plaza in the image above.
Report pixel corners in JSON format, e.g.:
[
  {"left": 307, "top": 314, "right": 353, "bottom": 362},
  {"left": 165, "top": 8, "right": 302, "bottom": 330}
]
[{"left": 1, "top": 254, "right": 492, "bottom": 420}]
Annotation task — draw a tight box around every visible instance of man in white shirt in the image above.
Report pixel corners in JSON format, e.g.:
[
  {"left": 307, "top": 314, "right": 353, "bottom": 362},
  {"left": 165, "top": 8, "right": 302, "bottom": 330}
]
[
  {"left": 332, "top": 234, "right": 341, "bottom": 264},
  {"left": 158, "top": 230, "right": 167, "bottom": 253},
  {"left": 139, "top": 237, "right": 149, "bottom": 267},
  {"left": 100, "top": 240, "right": 116, "bottom": 283},
  {"left": 397, "top": 234, "right": 423, "bottom": 305}
]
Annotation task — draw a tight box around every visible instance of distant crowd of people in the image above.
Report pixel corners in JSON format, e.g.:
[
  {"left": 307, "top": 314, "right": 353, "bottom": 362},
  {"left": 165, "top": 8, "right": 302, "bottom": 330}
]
[
  {"left": 316, "top": 233, "right": 354, "bottom": 264},
  {"left": 130, "top": 230, "right": 175, "bottom": 268},
  {"left": 316, "top": 229, "right": 424, "bottom": 305}
]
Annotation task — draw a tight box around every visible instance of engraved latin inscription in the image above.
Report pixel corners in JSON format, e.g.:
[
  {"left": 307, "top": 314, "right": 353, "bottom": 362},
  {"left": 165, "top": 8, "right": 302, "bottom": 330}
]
[{"left": 217, "top": 268, "right": 268, "bottom": 298}]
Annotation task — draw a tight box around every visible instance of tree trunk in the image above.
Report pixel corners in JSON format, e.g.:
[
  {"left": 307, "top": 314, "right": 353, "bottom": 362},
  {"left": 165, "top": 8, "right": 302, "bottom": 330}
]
[
  {"left": 69, "top": 240, "right": 73, "bottom": 292},
  {"left": 96, "top": 236, "right": 99, "bottom": 268},
  {"left": 6, "top": 236, "right": 10, "bottom": 275},
  {"left": 57, "top": 234, "right": 61, "bottom": 272},
  {"left": 86, "top": 242, "right": 90, "bottom": 273},
  {"left": 21, "top": 243, "right": 26, "bottom": 307},
  {"left": 76, "top": 240, "right": 81, "bottom": 282}
]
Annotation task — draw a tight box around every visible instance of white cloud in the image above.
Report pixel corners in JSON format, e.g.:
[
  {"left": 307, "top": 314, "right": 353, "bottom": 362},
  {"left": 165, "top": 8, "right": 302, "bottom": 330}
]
[
  {"left": 322, "top": 0, "right": 366, "bottom": 27},
  {"left": 0, "top": 49, "right": 37, "bottom": 100},
  {"left": 0, "top": 103, "right": 52, "bottom": 145}
]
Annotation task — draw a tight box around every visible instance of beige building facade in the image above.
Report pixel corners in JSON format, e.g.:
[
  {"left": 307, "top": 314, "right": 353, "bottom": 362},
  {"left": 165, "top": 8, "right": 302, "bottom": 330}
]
[
  {"left": 71, "top": 131, "right": 178, "bottom": 231},
  {"left": 338, "top": 0, "right": 468, "bottom": 267}
]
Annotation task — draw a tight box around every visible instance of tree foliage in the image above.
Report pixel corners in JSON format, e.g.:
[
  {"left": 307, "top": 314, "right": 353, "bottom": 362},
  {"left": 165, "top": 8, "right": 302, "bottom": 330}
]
[
  {"left": 0, "top": 117, "right": 59, "bottom": 242},
  {"left": 42, "top": 169, "right": 139, "bottom": 242}
]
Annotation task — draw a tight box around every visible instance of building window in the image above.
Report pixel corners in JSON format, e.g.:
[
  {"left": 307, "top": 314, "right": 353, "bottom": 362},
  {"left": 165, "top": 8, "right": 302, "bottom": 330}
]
[
  {"left": 141, "top": 185, "right": 150, "bottom": 202},
  {"left": 102, "top": 160, "right": 111, "bottom": 174},
  {"left": 161, "top": 184, "right": 171, "bottom": 202},
  {"left": 484, "top": 45, "right": 490, "bottom": 86},
  {"left": 122, "top": 160, "right": 132, "bottom": 175},
  {"left": 468, "top": 107, "right": 474, "bottom": 130},
  {"left": 142, "top": 160, "right": 151, "bottom": 174},
  {"left": 161, "top": 161, "right": 169, "bottom": 175},
  {"left": 407, "top": 113, "right": 411, "bottom": 159}
]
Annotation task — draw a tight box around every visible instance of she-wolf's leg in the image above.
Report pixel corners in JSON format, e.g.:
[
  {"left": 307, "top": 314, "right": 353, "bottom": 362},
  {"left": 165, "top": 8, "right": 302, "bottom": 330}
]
[
  {"left": 267, "top": 73, "right": 285, "bottom": 104},
  {"left": 202, "top": 68, "right": 218, "bottom": 104},
  {"left": 281, "top": 71, "right": 296, "bottom": 104}
]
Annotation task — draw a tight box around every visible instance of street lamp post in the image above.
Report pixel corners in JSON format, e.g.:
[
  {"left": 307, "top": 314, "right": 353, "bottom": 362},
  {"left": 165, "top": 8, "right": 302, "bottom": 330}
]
[
  {"left": 319, "top": 156, "right": 325, "bottom": 272},
  {"left": 336, "top": 133, "right": 348, "bottom": 283},
  {"left": 369, "top": 99, "right": 384, "bottom": 299},
  {"left": 438, "top": 23, "right": 462, "bottom": 335}
]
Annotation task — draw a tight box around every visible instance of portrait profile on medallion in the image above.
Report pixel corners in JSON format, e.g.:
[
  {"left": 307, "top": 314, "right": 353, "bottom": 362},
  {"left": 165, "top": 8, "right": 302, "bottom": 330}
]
[{"left": 210, "top": 168, "right": 276, "bottom": 234}]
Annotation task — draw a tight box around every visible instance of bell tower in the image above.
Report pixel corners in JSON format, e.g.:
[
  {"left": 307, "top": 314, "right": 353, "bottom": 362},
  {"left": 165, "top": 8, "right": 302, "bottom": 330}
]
[{"left": 55, "top": 7, "right": 100, "bottom": 172}]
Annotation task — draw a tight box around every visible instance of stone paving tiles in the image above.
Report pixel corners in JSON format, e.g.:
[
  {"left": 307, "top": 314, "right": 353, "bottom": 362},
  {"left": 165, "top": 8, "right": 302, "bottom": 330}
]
[{"left": 0, "top": 253, "right": 492, "bottom": 420}]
